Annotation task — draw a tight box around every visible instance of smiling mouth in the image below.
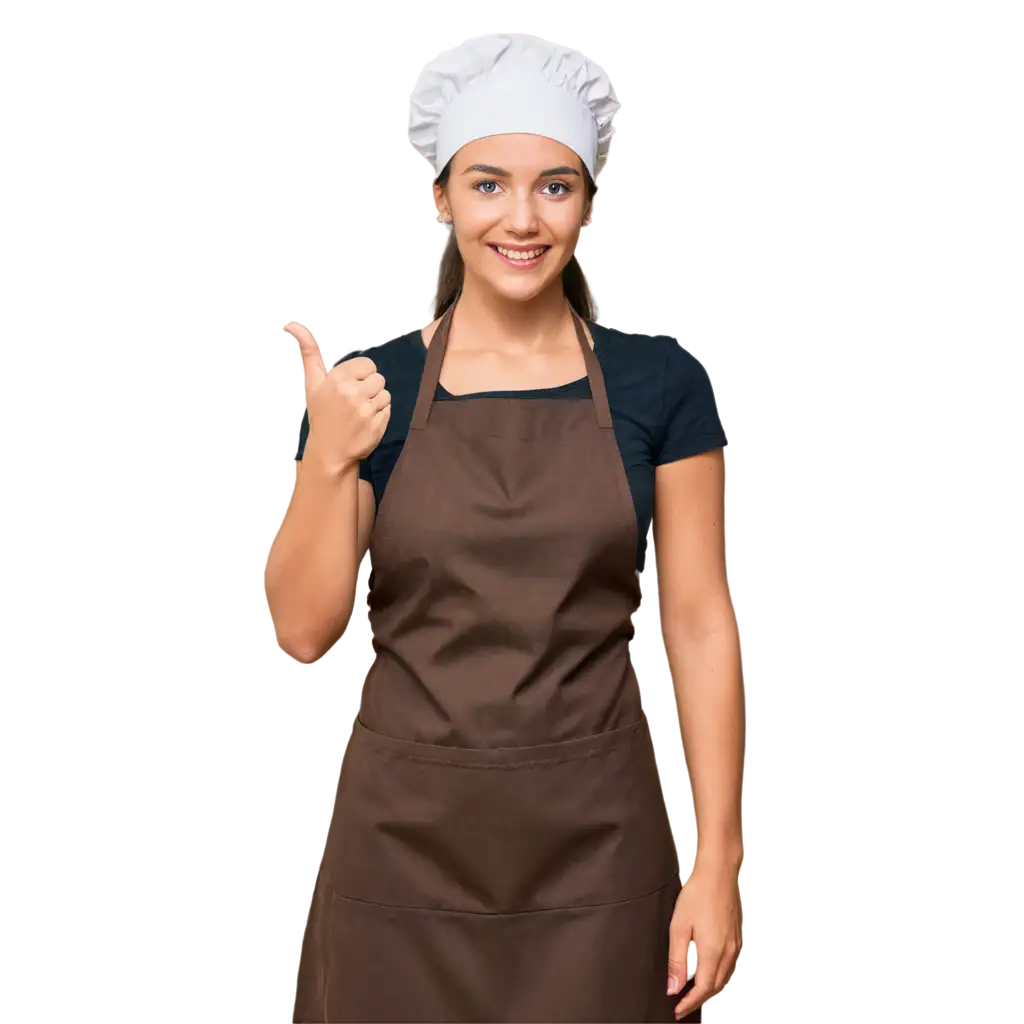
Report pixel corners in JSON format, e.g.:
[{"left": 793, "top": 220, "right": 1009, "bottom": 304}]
[{"left": 489, "top": 244, "right": 551, "bottom": 266}]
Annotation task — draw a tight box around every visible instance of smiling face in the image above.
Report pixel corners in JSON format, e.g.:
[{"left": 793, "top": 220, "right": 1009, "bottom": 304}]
[{"left": 433, "top": 134, "right": 593, "bottom": 304}]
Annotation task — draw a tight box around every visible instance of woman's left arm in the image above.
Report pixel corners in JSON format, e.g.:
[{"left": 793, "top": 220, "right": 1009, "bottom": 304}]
[{"left": 652, "top": 446, "right": 744, "bottom": 1020}]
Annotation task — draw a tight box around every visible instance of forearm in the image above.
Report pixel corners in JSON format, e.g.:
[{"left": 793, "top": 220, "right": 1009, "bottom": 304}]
[
  {"left": 265, "top": 435, "right": 361, "bottom": 661},
  {"left": 663, "top": 614, "right": 745, "bottom": 872}
]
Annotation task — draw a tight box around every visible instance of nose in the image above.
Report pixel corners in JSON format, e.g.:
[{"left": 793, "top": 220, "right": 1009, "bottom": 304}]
[{"left": 505, "top": 192, "right": 541, "bottom": 236}]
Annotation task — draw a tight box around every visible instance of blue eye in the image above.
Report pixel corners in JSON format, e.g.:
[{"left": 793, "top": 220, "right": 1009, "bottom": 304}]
[
  {"left": 544, "top": 181, "right": 571, "bottom": 196},
  {"left": 474, "top": 180, "right": 500, "bottom": 194}
]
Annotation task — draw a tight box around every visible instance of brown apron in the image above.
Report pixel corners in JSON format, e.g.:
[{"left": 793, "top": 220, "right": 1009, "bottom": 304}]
[{"left": 293, "top": 298, "right": 700, "bottom": 1022}]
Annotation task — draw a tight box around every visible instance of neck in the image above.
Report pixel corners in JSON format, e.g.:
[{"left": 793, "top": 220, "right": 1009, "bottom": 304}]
[{"left": 450, "top": 274, "right": 576, "bottom": 354}]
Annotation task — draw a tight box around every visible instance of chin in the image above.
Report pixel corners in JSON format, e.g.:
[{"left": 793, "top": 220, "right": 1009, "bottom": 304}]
[
  {"left": 476, "top": 264, "right": 563, "bottom": 300},
  {"left": 487, "top": 277, "right": 551, "bottom": 303}
]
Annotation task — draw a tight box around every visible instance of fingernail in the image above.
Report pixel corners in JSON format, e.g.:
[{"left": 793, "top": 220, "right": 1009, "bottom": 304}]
[{"left": 667, "top": 973, "right": 679, "bottom": 995}]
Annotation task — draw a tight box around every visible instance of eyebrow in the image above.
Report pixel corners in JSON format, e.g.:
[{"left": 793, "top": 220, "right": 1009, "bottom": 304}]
[{"left": 460, "top": 163, "right": 581, "bottom": 178}]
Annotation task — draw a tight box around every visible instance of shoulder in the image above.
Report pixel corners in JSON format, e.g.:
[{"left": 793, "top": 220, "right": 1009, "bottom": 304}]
[
  {"left": 659, "top": 335, "right": 716, "bottom": 396},
  {"left": 591, "top": 322, "right": 712, "bottom": 397},
  {"left": 589, "top": 320, "right": 669, "bottom": 359},
  {"left": 588, "top": 322, "right": 669, "bottom": 392},
  {"left": 590, "top": 321, "right": 706, "bottom": 376}
]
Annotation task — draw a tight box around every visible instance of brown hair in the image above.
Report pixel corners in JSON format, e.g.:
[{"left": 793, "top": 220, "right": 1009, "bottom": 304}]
[{"left": 431, "top": 158, "right": 600, "bottom": 322}]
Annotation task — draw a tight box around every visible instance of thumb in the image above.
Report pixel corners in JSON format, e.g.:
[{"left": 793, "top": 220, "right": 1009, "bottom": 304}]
[
  {"left": 283, "top": 321, "right": 327, "bottom": 400},
  {"left": 666, "top": 934, "right": 695, "bottom": 996}
]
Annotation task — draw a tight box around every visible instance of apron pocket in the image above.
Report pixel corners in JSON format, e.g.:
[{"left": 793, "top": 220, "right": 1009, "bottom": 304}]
[{"left": 321, "top": 710, "right": 679, "bottom": 916}]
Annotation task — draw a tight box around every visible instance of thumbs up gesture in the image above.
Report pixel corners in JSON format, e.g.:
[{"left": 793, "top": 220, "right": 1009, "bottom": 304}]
[{"left": 284, "top": 321, "right": 392, "bottom": 472}]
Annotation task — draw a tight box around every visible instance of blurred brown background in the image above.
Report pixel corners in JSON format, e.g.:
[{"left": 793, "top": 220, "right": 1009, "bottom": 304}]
[{"left": 2, "top": 8, "right": 1024, "bottom": 1024}]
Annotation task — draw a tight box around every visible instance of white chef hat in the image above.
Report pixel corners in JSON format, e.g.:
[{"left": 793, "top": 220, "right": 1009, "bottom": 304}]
[{"left": 408, "top": 33, "right": 621, "bottom": 181}]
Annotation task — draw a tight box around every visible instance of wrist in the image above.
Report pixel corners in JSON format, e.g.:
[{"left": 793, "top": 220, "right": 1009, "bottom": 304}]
[
  {"left": 694, "top": 837, "right": 744, "bottom": 875},
  {"left": 302, "top": 435, "right": 360, "bottom": 479}
]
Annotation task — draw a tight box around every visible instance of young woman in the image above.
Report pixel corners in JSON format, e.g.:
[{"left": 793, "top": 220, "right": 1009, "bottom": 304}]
[{"left": 267, "top": 32, "right": 744, "bottom": 1023}]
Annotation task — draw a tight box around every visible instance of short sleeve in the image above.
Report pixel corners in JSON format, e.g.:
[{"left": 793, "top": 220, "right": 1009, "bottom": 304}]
[
  {"left": 294, "top": 350, "right": 374, "bottom": 487},
  {"left": 655, "top": 338, "right": 728, "bottom": 464}
]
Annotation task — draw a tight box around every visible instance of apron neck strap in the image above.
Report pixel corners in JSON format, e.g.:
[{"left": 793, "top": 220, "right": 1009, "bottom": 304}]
[
  {"left": 575, "top": 312, "right": 613, "bottom": 429},
  {"left": 410, "top": 299, "right": 613, "bottom": 431},
  {"left": 410, "top": 300, "right": 455, "bottom": 431}
]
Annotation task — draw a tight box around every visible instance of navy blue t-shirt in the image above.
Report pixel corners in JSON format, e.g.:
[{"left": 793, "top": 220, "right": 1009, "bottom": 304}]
[{"left": 295, "top": 320, "right": 727, "bottom": 573}]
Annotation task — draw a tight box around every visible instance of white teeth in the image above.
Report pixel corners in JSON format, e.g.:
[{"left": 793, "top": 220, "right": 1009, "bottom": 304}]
[{"left": 496, "top": 246, "right": 547, "bottom": 260}]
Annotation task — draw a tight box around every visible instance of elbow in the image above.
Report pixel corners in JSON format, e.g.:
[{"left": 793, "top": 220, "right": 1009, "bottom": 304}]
[
  {"left": 660, "top": 599, "right": 737, "bottom": 646},
  {"left": 275, "top": 623, "right": 334, "bottom": 664},
  {"left": 260, "top": 561, "right": 360, "bottom": 663},
  {"left": 266, "top": 569, "right": 352, "bottom": 664}
]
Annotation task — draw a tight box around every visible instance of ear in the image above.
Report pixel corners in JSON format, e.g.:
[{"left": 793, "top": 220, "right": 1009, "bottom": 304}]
[{"left": 433, "top": 182, "right": 450, "bottom": 221}]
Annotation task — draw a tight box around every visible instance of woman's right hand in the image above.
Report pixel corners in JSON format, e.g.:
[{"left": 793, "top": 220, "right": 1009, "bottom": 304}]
[{"left": 284, "top": 321, "right": 391, "bottom": 472}]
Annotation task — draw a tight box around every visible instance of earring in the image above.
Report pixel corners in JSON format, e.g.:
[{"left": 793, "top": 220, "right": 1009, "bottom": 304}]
[{"left": 437, "top": 212, "right": 451, "bottom": 223}]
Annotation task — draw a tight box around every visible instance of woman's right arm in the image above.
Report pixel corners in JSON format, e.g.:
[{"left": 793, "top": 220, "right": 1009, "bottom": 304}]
[{"left": 265, "top": 321, "right": 391, "bottom": 662}]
